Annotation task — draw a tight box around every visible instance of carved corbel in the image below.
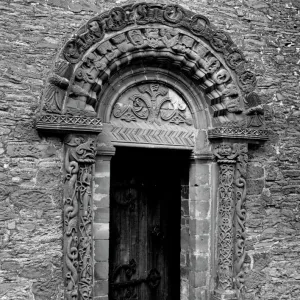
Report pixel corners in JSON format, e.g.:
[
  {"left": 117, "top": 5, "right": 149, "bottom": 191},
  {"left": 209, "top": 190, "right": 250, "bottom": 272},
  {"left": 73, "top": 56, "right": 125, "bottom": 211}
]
[
  {"left": 63, "top": 134, "right": 96, "bottom": 300},
  {"left": 213, "top": 142, "right": 248, "bottom": 300}
]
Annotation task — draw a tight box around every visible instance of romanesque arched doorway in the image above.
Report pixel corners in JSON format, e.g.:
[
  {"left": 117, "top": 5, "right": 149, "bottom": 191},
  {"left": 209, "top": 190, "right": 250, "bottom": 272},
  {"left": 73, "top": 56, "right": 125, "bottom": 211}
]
[{"left": 36, "top": 3, "right": 268, "bottom": 300}]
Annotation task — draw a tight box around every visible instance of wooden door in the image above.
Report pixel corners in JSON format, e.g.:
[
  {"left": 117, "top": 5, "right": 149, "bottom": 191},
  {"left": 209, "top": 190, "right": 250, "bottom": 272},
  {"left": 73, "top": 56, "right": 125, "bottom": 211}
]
[{"left": 109, "top": 148, "right": 186, "bottom": 300}]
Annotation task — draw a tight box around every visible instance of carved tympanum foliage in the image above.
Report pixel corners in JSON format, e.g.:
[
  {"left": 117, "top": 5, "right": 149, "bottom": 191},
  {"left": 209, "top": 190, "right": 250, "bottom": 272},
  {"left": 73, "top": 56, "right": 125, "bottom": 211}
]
[
  {"left": 64, "top": 134, "right": 96, "bottom": 300},
  {"left": 112, "top": 83, "right": 193, "bottom": 126}
]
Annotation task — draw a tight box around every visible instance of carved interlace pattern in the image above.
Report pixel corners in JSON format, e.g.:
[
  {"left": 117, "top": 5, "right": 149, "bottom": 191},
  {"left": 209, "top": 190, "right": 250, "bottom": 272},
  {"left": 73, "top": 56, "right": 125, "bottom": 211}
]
[
  {"left": 218, "top": 163, "right": 235, "bottom": 290},
  {"left": 214, "top": 143, "right": 248, "bottom": 296},
  {"left": 64, "top": 135, "right": 96, "bottom": 300}
]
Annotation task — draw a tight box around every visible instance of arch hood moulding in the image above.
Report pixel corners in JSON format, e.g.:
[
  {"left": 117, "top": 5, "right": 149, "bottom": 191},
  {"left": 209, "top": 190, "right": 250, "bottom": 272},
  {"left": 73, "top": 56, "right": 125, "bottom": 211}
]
[{"left": 36, "top": 2, "right": 268, "bottom": 144}]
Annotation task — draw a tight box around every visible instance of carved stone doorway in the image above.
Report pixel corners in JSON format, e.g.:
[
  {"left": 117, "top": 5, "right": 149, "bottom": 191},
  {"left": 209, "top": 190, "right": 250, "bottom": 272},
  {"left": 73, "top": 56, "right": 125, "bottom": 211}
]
[
  {"left": 109, "top": 147, "right": 189, "bottom": 300},
  {"left": 35, "top": 3, "right": 269, "bottom": 299}
]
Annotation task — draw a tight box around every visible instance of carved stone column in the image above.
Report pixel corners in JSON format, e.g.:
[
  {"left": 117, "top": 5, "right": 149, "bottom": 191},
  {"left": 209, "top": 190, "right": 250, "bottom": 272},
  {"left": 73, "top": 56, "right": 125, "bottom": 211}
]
[
  {"left": 233, "top": 144, "right": 248, "bottom": 299},
  {"left": 213, "top": 143, "right": 248, "bottom": 300},
  {"left": 63, "top": 134, "right": 97, "bottom": 300}
]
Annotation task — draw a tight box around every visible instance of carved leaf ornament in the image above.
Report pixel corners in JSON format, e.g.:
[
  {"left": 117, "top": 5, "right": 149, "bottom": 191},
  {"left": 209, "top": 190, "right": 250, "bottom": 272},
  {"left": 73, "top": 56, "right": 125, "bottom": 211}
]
[{"left": 112, "top": 83, "right": 193, "bottom": 126}]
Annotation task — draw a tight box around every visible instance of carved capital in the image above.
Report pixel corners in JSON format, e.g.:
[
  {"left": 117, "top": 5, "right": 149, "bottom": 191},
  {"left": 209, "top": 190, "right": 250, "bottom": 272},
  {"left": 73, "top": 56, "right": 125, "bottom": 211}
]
[
  {"left": 63, "top": 134, "right": 96, "bottom": 300},
  {"left": 213, "top": 142, "right": 247, "bottom": 163}
]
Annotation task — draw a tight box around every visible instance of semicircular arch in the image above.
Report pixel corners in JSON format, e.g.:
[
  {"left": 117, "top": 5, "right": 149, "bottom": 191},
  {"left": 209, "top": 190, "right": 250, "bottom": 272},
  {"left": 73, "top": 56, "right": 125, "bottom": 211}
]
[{"left": 37, "top": 2, "right": 268, "bottom": 144}]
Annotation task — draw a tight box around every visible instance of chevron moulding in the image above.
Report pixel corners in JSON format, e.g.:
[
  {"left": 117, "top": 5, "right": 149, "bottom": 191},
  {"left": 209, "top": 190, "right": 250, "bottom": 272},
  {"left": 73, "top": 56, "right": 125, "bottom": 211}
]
[{"left": 111, "top": 126, "right": 195, "bottom": 148}]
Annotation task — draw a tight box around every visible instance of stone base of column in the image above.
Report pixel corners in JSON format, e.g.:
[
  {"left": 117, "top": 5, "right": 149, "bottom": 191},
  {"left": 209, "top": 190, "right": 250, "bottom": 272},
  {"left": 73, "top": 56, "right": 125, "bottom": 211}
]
[{"left": 212, "top": 290, "right": 237, "bottom": 300}]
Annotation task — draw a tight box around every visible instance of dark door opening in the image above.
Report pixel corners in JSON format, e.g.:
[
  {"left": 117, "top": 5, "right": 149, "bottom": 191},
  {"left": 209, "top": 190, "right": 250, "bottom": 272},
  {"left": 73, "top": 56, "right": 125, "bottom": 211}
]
[{"left": 109, "top": 147, "right": 189, "bottom": 300}]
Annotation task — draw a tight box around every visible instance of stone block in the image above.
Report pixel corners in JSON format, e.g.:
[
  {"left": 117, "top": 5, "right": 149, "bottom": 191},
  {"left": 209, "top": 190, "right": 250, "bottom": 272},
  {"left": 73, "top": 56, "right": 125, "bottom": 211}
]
[
  {"left": 180, "top": 266, "right": 189, "bottom": 280},
  {"left": 181, "top": 185, "right": 189, "bottom": 200},
  {"left": 189, "top": 186, "right": 196, "bottom": 201},
  {"left": 190, "top": 219, "right": 209, "bottom": 235},
  {"left": 181, "top": 200, "right": 189, "bottom": 216},
  {"left": 195, "top": 287, "right": 208, "bottom": 300},
  {"left": 247, "top": 163, "right": 264, "bottom": 179},
  {"left": 7, "top": 221, "right": 15, "bottom": 230},
  {"left": 190, "top": 186, "right": 210, "bottom": 202},
  {"left": 190, "top": 201, "right": 210, "bottom": 219},
  {"left": 180, "top": 252, "right": 186, "bottom": 266},
  {"left": 93, "top": 223, "right": 109, "bottom": 240},
  {"left": 94, "top": 262, "right": 109, "bottom": 280},
  {"left": 190, "top": 271, "right": 207, "bottom": 288},
  {"left": 181, "top": 227, "right": 190, "bottom": 250},
  {"left": 246, "top": 179, "right": 264, "bottom": 195},
  {"left": 94, "top": 195, "right": 109, "bottom": 208},
  {"left": 1, "top": 260, "right": 20, "bottom": 271},
  {"left": 94, "top": 280, "right": 108, "bottom": 297},
  {"left": 95, "top": 240, "right": 109, "bottom": 262},
  {"left": 94, "top": 297, "right": 108, "bottom": 300},
  {"left": 195, "top": 164, "right": 210, "bottom": 185},
  {"left": 95, "top": 160, "right": 110, "bottom": 174},
  {"left": 190, "top": 235, "right": 209, "bottom": 253},
  {"left": 282, "top": 170, "right": 300, "bottom": 178},
  {"left": 196, "top": 186, "right": 211, "bottom": 201},
  {"left": 195, "top": 130, "right": 208, "bottom": 152},
  {"left": 36, "top": 167, "right": 61, "bottom": 187},
  {"left": 0, "top": 206, "right": 16, "bottom": 221},
  {"left": 94, "top": 207, "right": 109, "bottom": 223},
  {"left": 6, "top": 143, "right": 52, "bottom": 158},
  {"left": 10, "top": 190, "right": 53, "bottom": 209},
  {"left": 180, "top": 279, "right": 189, "bottom": 300},
  {"left": 95, "top": 177, "right": 110, "bottom": 195},
  {"left": 191, "top": 255, "right": 208, "bottom": 272}
]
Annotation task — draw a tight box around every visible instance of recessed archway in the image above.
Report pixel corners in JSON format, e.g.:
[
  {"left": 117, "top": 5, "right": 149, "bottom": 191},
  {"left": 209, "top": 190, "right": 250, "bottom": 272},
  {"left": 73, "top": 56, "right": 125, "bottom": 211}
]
[{"left": 35, "top": 3, "right": 268, "bottom": 300}]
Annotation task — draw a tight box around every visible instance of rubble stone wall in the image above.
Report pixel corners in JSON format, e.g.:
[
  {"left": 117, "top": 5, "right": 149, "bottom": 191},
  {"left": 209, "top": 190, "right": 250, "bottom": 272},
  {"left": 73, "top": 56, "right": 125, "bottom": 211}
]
[{"left": 0, "top": 0, "right": 299, "bottom": 299}]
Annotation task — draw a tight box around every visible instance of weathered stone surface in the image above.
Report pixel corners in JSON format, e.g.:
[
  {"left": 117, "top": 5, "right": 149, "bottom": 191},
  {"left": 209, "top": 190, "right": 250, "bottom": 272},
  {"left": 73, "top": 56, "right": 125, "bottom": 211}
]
[
  {"left": 0, "top": 0, "right": 299, "bottom": 299},
  {"left": 10, "top": 190, "right": 53, "bottom": 209}
]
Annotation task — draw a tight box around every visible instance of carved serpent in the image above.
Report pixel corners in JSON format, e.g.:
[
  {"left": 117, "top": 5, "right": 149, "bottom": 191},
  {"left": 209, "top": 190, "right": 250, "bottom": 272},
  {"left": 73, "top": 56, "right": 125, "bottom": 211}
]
[{"left": 66, "top": 235, "right": 79, "bottom": 291}]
